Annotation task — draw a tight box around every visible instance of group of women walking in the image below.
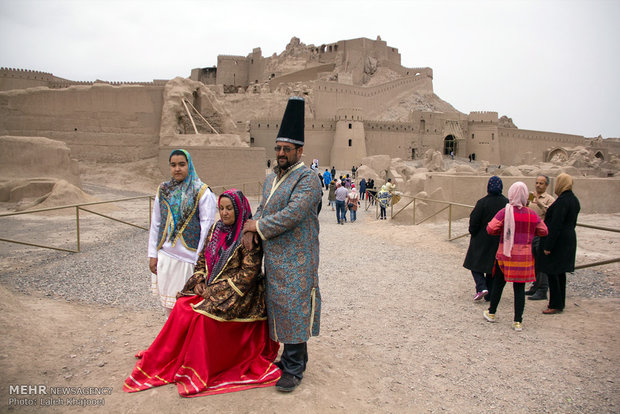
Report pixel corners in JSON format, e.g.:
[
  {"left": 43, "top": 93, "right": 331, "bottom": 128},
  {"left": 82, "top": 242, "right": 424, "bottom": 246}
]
[{"left": 464, "top": 174, "right": 580, "bottom": 331}]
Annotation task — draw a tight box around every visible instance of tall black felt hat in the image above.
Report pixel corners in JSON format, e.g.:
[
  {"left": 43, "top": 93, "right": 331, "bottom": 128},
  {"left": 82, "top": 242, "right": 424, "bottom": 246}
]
[{"left": 276, "top": 96, "right": 305, "bottom": 146}]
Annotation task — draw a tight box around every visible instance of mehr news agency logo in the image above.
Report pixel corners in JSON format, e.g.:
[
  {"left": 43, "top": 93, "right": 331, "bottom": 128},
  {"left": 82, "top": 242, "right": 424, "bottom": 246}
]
[{"left": 8, "top": 384, "right": 112, "bottom": 407}]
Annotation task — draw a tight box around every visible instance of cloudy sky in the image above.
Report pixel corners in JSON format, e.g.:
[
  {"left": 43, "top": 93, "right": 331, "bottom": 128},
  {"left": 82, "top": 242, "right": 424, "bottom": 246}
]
[{"left": 1, "top": 0, "right": 618, "bottom": 137}]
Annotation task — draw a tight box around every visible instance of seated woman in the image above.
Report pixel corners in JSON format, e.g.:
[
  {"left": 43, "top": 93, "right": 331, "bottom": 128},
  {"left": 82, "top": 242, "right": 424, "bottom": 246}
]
[{"left": 124, "top": 189, "right": 280, "bottom": 397}]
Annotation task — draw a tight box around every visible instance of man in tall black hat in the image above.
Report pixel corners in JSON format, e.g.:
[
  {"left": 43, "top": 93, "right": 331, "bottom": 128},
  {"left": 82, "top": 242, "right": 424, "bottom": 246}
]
[{"left": 242, "top": 97, "right": 322, "bottom": 392}]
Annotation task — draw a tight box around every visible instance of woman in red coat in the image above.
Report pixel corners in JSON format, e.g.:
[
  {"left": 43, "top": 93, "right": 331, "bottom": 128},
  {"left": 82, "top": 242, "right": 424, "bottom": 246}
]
[
  {"left": 124, "top": 189, "right": 280, "bottom": 397},
  {"left": 484, "top": 182, "right": 548, "bottom": 331}
]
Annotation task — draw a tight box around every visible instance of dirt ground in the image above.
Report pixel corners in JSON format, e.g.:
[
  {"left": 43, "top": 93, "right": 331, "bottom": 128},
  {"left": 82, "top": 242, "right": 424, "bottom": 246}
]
[{"left": 0, "top": 165, "right": 619, "bottom": 413}]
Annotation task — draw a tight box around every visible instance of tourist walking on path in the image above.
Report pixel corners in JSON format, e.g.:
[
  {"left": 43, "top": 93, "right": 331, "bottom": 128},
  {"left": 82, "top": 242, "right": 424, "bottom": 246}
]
[
  {"left": 126, "top": 189, "right": 279, "bottom": 397},
  {"left": 525, "top": 175, "right": 555, "bottom": 301},
  {"left": 328, "top": 179, "right": 336, "bottom": 210},
  {"left": 377, "top": 187, "right": 391, "bottom": 220},
  {"left": 335, "top": 181, "right": 348, "bottom": 224},
  {"left": 463, "top": 176, "right": 508, "bottom": 302},
  {"left": 483, "top": 182, "right": 548, "bottom": 331},
  {"left": 148, "top": 149, "right": 217, "bottom": 316},
  {"left": 346, "top": 185, "right": 360, "bottom": 222},
  {"left": 367, "top": 178, "right": 376, "bottom": 206},
  {"left": 538, "top": 173, "right": 580, "bottom": 315},
  {"left": 242, "top": 97, "right": 322, "bottom": 392},
  {"left": 359, "top": 178, "right": 367, "bottom": 200},
  {"left": 323, "top": 169, "right": 332, "bottom": 190}
]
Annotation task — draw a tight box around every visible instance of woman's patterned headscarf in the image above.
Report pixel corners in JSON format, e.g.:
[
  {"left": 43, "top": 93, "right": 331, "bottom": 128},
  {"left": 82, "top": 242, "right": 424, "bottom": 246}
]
[
  {"left": 204, "top": 189, "right": 252, "bottom": 283},
  {"left": 503, "top": 181, "right": 529, "bottom": 257},
  {"left": 159, "top": 149, "right": 204, "bottom": 242},
  {"left": 487, "top": 176, "right": 503, "bottom": 195}
]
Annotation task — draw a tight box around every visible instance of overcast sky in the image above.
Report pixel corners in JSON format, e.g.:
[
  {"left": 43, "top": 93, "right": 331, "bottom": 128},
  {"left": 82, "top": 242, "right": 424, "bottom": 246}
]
[{"left": 1, "top": 0, "right": 619, "bottom": 137}]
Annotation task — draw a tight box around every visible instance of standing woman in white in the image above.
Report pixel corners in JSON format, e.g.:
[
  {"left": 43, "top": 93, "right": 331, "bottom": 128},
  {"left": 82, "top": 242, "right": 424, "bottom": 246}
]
[{"left": 148, "top": 149, "right": 217, "bottom": 316}]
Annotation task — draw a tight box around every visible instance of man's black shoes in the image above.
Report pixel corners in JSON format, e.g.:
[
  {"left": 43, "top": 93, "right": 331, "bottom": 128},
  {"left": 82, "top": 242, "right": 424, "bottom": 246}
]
[
  {"left": 276, "top": 372, "right": 301, "bottom": 392},
  {"left": 528, "top": 290, "right": 547, "bottom": 300}
]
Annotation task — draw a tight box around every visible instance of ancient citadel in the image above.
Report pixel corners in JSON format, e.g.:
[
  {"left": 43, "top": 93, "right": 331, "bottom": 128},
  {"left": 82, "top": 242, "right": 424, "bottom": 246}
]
[{"left": 1, "top": 36, "right": 619, "bottom": 213}]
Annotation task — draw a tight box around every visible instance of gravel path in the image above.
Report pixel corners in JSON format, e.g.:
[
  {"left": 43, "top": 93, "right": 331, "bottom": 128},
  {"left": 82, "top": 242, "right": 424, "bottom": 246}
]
[{"left": 1, "top": 187, "right": 619, "bottom": 413}]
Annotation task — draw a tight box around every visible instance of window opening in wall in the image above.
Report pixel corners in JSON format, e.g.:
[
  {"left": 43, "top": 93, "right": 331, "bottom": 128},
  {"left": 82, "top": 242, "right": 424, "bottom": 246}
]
[
  {"left": 472, "top": 134, "right": 474, "bottom": 139},
  {"left": 420, "top": 119, "right": 425, "bottom": 132},
  {"left": 492, "top": 133, "right": 495, "bottom": 140},
  {"left": 348, "top": 139, "right": 352, "bottom": 147},
  {"left": 250, "top": 137, "right": 254, "bottom": 144},
  {"left": 349, "top": 123, "right": 352, "bottom": 129}
]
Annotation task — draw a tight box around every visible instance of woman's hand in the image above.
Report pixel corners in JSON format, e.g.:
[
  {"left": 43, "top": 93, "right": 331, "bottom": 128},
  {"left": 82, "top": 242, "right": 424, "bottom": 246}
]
[
  {"left": 544, "top": 250, "right": 551, "bottom": 255},
  {"left": 149, "top": 257, "right": 158, "bottom": 274},
  {"left": 194, "top": 283, "right": 206, "bottom": 296}
]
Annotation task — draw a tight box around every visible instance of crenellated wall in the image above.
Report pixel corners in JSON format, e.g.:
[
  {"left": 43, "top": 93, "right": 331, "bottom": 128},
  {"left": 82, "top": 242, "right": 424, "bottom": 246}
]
[
  {"left": 498, "top": 128, "right": 585, "bottom": 165},
  {"left": 269, "top": 63, "right": 336, "bottom": 91},
  {"left": 313, "top": 74, "right": 433, "bottom": 119},
  {"left": 0, "top": 67, "right": 59, "bottom": 91},
  {"left": 0, "top": 84, "right": 164, "bottom": 162}
]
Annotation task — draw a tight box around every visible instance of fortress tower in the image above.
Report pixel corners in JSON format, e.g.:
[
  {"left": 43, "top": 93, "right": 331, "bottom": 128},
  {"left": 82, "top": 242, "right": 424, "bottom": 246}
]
[
  {"left": 467, "top": 111, "right": 500, "bottom": 164},
  {"left": 330, "top": 108, "right": 367, "bottom": 170}
]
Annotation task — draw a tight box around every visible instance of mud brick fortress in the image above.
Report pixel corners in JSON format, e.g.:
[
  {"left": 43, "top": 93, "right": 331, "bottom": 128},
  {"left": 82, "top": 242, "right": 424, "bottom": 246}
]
[{"left": 1, "top": 36, "right": 618, "bottom": 179}]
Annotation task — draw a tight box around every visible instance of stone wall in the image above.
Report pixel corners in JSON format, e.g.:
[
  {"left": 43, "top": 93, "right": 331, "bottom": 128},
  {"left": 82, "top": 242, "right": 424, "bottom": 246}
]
[
  {"left": 313, "top": 74, "right": 433, "bottom": 119},
  {"left": 0, "top": 67, "right": 57, "bottom": 91},
  {"left": 498, "top": 128, "right": 585, "bottom": 165},
  {"left": 216, "top": 55, "right": 249, "bottom": 88},
  {"left": 269, "top": 63, "right": 336, "bottom": 91},
  {"left": 0, "top": 84, "right": 164, "bottom": 162},
  {"left": 423, "top": 174, "right": 620, "bottom": 216},
  {"left": 0, "top": 136, "right": 81, "bottom": 187},
  {"left": 158, "top": 146, "right": 266, "bottom": 195}
]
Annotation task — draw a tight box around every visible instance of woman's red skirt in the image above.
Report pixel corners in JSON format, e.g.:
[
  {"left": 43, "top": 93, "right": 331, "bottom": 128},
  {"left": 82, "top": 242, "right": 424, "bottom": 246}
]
[{"left": 123, "top": 296, "right": 280, "bottom": 397}]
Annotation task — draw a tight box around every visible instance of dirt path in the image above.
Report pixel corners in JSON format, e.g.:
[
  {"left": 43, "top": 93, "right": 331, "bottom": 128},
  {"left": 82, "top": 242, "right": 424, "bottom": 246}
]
[{"left": 0, "top": 189, "right": 619, "bottom": 413}]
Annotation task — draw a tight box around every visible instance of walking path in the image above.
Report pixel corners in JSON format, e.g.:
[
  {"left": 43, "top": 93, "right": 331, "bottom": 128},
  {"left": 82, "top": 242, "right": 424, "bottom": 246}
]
[{"left": 0, "top": 187, "right": 618, "bottom": 413}]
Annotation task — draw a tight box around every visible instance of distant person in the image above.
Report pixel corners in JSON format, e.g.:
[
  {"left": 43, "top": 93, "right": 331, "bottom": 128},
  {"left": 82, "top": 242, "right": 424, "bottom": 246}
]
[
  {"left": 525, "top": 175, "right": 555, "bottom": 301},
  {"left": 450, "top": 150, "right": 454, "bottom": 160},
  {"left": 359, "top": 178, "right": 367, "bottom": 201},
  {"left": 483, "top": 182, "right": 548, "bottom": 331},
  {"left": 384, "top": 178, "right": 395, "bottom": 194},
  {"left": 323, "top": 169, "right": 332, "bottom": 190},
  {"left": 335, "top": 181, "right": 348, "bottom": 224},
  {"left": 148, "top": 149, "right": 217, "bottom": 317},
  {"left": 352, "top": 165, "right": 357, "bottom": 179},
  {"left": 346, "top": 184, "right": 360, "bottom": 222},
  {"left": 539, "top": 173, "right": 580, "bottom": 315},
  {"left": 328, "top": 179, "right": 336, "bottom": 210},
  {"left": 344, "top": 174, "right": 352, "bottom": 189},
  {"left": 367, "top": 178, "right": 376, "bottom": 206},
  {"left": 330, "top": 166, "right": 336, "bottom": 179},
  {"left": 377, "top": 187, "right": 392, "bottom": 220},
  {"left": 463, "top": 176, "right": 508, "bottom": 302},
  {"left": 126, "top": 190, "right": 279, "bottom": 396}
]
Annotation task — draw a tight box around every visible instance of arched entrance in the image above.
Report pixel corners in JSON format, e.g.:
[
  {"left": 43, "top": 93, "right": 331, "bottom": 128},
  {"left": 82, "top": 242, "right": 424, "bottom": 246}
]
[
  {"left": 547, "top": 148, "right": 568, "bottom": 162},
  {"left": 444, "top": 135, "right": 456, "bottom": 155},
  {"left": 595, "top": 151, "right": 605, "bottom": 161}
]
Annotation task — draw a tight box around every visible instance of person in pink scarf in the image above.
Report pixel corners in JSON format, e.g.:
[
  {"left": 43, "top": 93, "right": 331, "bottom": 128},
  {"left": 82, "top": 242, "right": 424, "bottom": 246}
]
[{"left": 483, "top": 182, "right": 548, "bottom": 331}]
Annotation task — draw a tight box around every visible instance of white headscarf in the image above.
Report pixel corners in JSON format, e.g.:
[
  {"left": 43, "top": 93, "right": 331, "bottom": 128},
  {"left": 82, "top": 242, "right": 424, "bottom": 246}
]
[{"left": 503, "top": 182, "right": 529, "bottom": 257}]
